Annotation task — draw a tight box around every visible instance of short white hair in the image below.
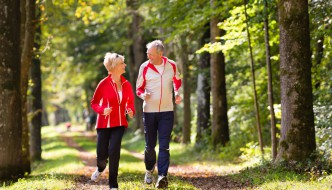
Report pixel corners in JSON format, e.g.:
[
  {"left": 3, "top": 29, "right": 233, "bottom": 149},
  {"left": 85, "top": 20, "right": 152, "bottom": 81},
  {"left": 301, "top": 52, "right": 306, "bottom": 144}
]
[
  {"left": 146, "top": 40, "right": 164, "bottom": 53},
  {"left": 103, "top": 52, "right": 124, "bottom": 71}
]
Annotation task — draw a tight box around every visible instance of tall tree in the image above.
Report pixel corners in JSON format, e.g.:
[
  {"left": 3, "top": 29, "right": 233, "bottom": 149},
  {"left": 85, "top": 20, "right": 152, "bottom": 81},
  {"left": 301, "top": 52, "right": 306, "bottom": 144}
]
[
  {"left": 20, "top": 0, "right": 36, "bottom": 173},
  {"left": 244, "top": 0, "right": 264, "bottom": 155},
  {"left": 175, "top": 36, "right": 191, "bottom": 144},
  {"left": 196, "top": 24, "right": 211, "bottom": 142},
  {"left": 30, "top": 2, "right": 42, "bottom": 161},
  {"left": 0, "top": 0, "right": 23, "bottom": 179},
  {"left": 263, "top": 0, "right": 277, "bottom": 161},
  {"left": 126, "top": 0, "right": 145, "bottom": 132},
  {"left": 210, "top": 0, "right": 230, "bottom": 147},
  {"left": 276, "top": 0, "right": 316, "bottom": 161}
]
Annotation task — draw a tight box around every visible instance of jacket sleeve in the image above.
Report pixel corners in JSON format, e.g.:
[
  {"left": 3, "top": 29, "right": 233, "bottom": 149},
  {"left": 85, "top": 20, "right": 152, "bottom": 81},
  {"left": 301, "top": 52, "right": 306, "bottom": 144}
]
[
  {"left": 90, "top": 81, "right": 106, "bottom": 114},
  {"left": 126, "top": 82, "right": 136, "bottom": 115},
  {"left": 136, "top": 64, "right": 146, "bottom": 99},
  {"left": 172, "top": 61, "right": 182, "bottom": 96}
]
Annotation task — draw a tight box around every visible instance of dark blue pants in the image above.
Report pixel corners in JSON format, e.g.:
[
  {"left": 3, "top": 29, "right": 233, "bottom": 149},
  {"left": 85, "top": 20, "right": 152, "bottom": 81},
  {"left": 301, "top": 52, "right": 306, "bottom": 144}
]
[
  {"left": 143, "top": 111, "right": 174, "bottom": 176},
  {"left": 96, "top": 126, "right": 125, "bottom": 188}
]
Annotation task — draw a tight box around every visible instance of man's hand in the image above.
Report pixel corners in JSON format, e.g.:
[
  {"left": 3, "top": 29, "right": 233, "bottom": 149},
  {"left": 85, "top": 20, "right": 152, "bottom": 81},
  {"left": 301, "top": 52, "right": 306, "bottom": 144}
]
[
  {"left": 175, "top": 95, "right": 182, "bottom": 104},
  {"left": 142, "top": 91, "right": 151, "bottom": 100}
]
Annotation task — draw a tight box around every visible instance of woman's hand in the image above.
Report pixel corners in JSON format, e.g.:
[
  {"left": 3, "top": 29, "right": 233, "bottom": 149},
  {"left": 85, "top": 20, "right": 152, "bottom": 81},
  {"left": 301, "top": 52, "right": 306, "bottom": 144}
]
[
  {"left": 103, "top": 107, "right": 112, "bottom": 116},
  {"left": 126, "top": 108, "right": 134, "bottom": 119}
]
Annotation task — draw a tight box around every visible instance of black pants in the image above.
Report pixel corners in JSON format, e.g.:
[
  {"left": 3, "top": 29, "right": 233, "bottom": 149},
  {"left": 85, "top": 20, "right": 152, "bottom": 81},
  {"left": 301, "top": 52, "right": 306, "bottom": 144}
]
[{"left": 96, "top": 126, "right": 125, "bottom": 188}]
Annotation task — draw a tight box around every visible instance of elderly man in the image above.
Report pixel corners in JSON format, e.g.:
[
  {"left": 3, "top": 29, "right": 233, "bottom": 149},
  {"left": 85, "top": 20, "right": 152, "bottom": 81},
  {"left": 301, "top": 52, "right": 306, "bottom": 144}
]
[{"left": 136, "top": 40, "right": 182, "bottom": 188}]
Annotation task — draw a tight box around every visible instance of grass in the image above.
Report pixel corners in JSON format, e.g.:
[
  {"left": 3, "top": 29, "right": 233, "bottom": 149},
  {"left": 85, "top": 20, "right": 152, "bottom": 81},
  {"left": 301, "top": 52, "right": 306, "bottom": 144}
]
[
  {"left": 1, "top": 124, "right": 331, "bottom": 190},
  {"left": 1, "top": 126, "right": 83, "bottom": 190}
]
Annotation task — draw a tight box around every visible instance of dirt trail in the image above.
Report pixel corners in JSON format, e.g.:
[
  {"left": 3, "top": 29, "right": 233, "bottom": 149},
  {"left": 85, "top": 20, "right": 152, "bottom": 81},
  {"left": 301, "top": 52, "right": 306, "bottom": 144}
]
[{"left": 59, "top": 128, "right": 247, "bottom": 190}]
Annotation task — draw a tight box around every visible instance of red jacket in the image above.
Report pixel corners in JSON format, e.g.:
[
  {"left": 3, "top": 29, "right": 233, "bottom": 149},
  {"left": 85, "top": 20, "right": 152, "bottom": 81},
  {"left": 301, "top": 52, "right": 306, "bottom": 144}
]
[{"left": 91, "top": 75, "right": 135, "bottom": 128}]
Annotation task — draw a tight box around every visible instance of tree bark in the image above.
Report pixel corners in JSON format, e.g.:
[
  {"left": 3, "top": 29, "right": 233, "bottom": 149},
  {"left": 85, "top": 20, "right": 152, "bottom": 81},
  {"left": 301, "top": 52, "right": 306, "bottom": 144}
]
[
  {"left": 263, "top": 0, "right": 277, "bottom": 161},
  {"left": 276, "top": 0, "right": 316, "bottom": 162},
  {"left": 30, "top": 6, "right": 42, "bottom": 161},
  {"left": 178, "top": 37, "right": 191, "bottom": 144},
  {"left": 196, "top": 24, "right": 211, "bottom": 142},
  {"left": 20, "top": 0, "right": 36, "bottom": 173},
  {"left": 210, "top": 0, "right": 230, "bottom": 147},
  {"left": 244, "top": 0, "right": 264, "bottom": 155},
  {"left": 126, "top": 0, "right": 145, "bottom": 132},
  {"left": 0, "top": 0, "right": 24, "bottom": 179}
]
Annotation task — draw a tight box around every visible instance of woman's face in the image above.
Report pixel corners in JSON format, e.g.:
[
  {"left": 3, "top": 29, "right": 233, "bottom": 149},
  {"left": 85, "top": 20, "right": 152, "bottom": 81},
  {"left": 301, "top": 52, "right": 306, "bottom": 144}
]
[{"left": 112, "top": 59, "right": 126, "bottom": 75}]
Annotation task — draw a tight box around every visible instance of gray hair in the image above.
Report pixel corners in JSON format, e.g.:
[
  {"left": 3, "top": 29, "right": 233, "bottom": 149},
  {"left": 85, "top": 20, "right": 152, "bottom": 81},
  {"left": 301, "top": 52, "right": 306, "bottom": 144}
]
[
  {"left": 146, "top": 40, "right": 164, "bottom": 53},
  {"left": 103, "top": 52, "right": 124, "bottom": 71}
]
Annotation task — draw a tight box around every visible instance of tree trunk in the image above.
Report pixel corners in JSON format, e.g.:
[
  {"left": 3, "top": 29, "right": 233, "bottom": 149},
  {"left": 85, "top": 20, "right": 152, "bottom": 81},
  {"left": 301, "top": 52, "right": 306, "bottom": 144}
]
[
  {"left": 276, "top": 0, "right": 316, "bottom": 162},
  {"left": 196, "top": 24, "right": 211, "bottom": 142},
  {"left": 30, "top": 8, "right": 42, "bottom": 161},
  {"left": 178, "top": 37, "right": 191, "bottom": 144},
  {"left": 244, "top": 0, "right": 264, "bottom": 155},
  {"left": 0, "top": 0, "right": 24, "bottom": 179},
  {"left": 263, "top": 0, "right": 277, "bottom": 161},
  {"left": 20, "top": 0, "right": 36, "bottom": 173},
  {"left": 126, "top": 0, "right": 145, "bottom": 133},
  {"left": 210, "top": 0, "right": 230, "bottom": 147},
  {"left": 314, "top": 35, "right": 324, "bottom": 89}
]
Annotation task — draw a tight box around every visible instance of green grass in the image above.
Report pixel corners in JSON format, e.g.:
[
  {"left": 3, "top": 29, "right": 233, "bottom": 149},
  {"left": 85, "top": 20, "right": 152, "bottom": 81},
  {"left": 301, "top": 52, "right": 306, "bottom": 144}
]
[
  {"left": 1, "top": 126, "right": 83, "bottom": 190},
  {"left": 1, "top": 125, "right": 331, "bottom": 190}
]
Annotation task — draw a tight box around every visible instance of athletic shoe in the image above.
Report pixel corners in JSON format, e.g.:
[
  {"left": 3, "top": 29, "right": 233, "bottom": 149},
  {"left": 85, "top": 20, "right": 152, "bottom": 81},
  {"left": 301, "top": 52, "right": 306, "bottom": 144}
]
[
  {"left": 91, "top": 169, "right": 102, "bottom": 182},
  {"left": 144, "top": 168, "right": 155, "bottom": 184},
  {"left": 155, "top": 175, "right": 168, "bottom": 188}
]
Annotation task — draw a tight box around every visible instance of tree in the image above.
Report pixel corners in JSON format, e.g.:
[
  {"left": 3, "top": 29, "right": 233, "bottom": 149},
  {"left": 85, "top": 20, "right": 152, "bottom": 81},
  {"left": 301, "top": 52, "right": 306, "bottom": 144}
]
[
  {"left": 126, "top": 0, "right": 145, "bottom": 132},
  {"left": 244, "top": 0, "right": 264, "bottom": 156},
  {"left": 210, "top": 0, "right": 230, "bottom": 147},
  {"left": 30, "top": 2, "right": 42, "bottom": 161},
  {"left": 174, "top": 36, "right": 191, "bottom": 144},
  {"left": 0, "top": 0, "right": 23, "bottom": 179},
  {"left": 20, "top": 0, "right": 36, "bottom": 173},
  {"left": 276, "top": 0, "right": 316, "bottom": 161},
  {"left": 263, "top": 0, "right": 277, "bottom": 161},
  {"left": 196, "top": 24, "right": 211, "bottom": 143}
]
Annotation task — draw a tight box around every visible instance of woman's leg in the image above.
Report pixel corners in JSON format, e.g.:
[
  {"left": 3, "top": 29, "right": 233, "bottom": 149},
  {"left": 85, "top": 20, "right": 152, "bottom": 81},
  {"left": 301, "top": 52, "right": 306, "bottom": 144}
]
[
  {"left": 108, "top": 126, "right": 125, "bottom": 188},
  {"left": 96, "top": 128, "right": 111, "bottom": 172}
]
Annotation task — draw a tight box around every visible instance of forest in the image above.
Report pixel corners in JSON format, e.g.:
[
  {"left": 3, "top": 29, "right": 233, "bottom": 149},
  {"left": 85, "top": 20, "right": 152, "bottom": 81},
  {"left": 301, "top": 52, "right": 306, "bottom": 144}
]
[{"left": 0, "top": 0, "right": 331, "bottom": 189}]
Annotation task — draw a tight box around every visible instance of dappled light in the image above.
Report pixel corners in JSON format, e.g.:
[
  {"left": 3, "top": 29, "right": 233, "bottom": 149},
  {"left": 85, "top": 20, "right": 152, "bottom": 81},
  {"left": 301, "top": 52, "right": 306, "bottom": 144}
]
[{"left": 0, "top": 0, "right": 331, "bottom": 189}]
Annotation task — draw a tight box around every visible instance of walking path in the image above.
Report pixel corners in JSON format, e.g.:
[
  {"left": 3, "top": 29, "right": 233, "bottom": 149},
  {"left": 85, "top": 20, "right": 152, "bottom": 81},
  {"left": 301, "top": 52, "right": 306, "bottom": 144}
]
[{"left": 58, "top": 127, "right": 247, "bottom": 190}]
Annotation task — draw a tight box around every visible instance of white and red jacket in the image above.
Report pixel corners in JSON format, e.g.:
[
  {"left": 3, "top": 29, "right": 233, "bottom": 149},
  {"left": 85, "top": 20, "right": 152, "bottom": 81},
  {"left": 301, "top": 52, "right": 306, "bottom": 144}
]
[
  {"left": 136, "top": 56, "right": 182, "bottom": 112},
  {"left": 91, "top": 75, "right": 135, "bottom": 128}
]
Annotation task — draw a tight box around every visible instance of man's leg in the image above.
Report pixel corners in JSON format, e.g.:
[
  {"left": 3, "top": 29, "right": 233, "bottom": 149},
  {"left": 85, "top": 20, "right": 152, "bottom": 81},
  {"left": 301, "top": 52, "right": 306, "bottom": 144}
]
[
  {"left": 108, "top": 126, "right": 125, "bottom": 189},
  {"left": 157, "top": 111, "right": 174, "bottom": 176},
  {"left": 143, "top": 112, "right": 158, "bottom": 171}
]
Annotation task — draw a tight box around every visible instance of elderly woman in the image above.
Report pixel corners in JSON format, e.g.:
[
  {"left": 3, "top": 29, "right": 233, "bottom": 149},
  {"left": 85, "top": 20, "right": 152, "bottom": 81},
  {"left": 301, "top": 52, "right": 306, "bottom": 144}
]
[{"left": 90, "top": 52, "right": 135, "bottom": 190}]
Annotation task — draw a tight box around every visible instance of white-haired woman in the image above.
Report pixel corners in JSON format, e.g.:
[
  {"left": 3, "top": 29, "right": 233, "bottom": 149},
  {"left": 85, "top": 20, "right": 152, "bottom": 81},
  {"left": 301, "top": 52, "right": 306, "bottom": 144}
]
[{"left": 90, "top": 52, "right": 135, "bottom": 190}]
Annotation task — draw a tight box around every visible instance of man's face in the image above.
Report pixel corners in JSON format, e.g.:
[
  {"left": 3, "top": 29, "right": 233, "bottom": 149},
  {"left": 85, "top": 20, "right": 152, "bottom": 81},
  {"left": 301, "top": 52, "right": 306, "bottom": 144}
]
[{"left": 147, "top": 47, "right": 162, "bottom": 64}]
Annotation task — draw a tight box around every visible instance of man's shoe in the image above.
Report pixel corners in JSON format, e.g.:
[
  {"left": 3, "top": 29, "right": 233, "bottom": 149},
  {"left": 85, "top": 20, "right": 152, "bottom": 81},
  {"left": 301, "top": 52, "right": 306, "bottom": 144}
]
[
  {"left": 91, "top": 169, "right": 102, "bottom": 182},
  {"left": 155, "top": 175, "right": 168, "bottom": 188},
  {"left": 110, "top": 188, "right": 118, "bottom": 190},
  {"left": 144, "top": 169, "right": 154, "bottom": 184}
]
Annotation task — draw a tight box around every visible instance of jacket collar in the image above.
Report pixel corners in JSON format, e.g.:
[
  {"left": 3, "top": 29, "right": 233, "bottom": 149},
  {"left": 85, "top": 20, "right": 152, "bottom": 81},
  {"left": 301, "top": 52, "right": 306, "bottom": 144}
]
[{"left": 108, "top": 74, "right": 127, "bottom": 84}]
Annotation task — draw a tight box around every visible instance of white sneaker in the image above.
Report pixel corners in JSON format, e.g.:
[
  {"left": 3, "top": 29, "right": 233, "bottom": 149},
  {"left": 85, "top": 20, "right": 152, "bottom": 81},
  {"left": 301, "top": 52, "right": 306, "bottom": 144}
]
[
  {"left": 91, "top": 169, "right": 102, "bottom": 182},
  {"left": 144, "top": 168, "right": 154, "bottom": 184},
  {"left": 110, "top": 188, "right": 118, "bottom": 190}
]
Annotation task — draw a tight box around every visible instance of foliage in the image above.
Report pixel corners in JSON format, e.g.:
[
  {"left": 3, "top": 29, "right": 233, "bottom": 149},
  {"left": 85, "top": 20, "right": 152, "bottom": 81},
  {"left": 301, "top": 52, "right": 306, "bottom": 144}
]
[{"left": 38, "top": 0, "right": 332, "bottom": 167}]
